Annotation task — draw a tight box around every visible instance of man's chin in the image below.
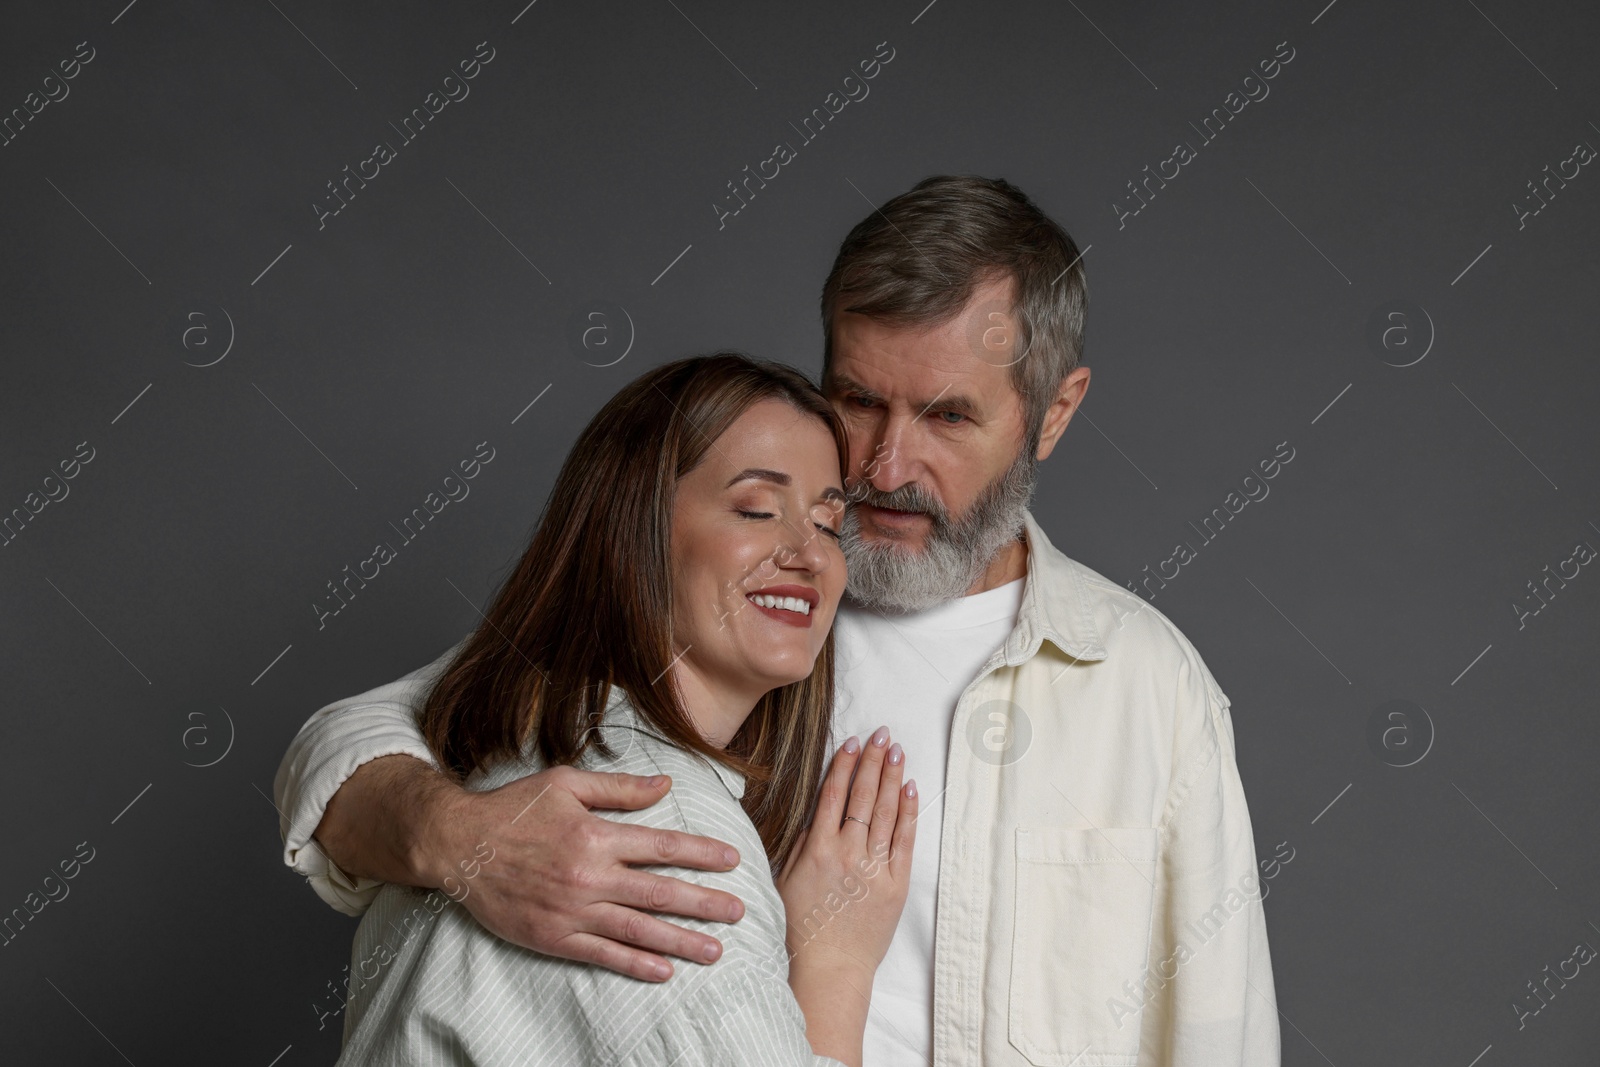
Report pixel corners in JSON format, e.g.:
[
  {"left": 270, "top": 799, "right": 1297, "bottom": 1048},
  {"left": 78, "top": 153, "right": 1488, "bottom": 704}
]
[{"left": 853, "top": 529, "right": 930, "bottom": 557}]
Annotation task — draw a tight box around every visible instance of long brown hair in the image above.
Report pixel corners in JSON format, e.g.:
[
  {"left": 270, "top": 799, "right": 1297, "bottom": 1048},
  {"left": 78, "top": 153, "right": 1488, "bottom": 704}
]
[{"left": 420, "top": 352, "right": 848, "bottom": 874}]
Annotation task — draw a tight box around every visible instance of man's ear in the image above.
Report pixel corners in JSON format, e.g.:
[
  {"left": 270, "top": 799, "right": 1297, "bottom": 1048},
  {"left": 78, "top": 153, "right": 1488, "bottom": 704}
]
[{"left": 1035, "top": 367, "right": 1091, "bottom": 461}]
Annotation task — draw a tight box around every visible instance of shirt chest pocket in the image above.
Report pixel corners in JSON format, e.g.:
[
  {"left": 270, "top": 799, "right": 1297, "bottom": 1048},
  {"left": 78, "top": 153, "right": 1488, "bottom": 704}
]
[{"left": 1009, "top": 826, "right": 1159, "bottom": 1066}]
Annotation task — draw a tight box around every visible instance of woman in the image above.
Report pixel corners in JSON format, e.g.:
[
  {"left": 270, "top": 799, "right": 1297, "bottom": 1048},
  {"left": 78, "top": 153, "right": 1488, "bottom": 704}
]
[{"left": 334, "top": 353, "right": 917, "bottom": 1066}]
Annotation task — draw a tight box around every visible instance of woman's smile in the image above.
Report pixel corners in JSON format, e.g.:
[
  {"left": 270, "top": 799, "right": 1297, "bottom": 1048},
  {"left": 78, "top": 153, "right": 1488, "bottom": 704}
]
[
  {"left": 743, "top": 583, "right": 822, "bottom": 627},
  {"left": 669, "top": 396, "right": 847, "bottom": 732}
]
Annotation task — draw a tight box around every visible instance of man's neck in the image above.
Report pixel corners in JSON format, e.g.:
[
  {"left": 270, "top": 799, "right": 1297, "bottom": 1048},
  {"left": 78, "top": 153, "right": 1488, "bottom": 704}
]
[{"left": 964, "top": 534, "right": 1029, "bottom": 597}]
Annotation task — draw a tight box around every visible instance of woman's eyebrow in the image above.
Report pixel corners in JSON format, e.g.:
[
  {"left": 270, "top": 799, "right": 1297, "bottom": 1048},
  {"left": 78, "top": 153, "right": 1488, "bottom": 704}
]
[{"left": 725, "top": 467, "right": 790, "bottom": 489}]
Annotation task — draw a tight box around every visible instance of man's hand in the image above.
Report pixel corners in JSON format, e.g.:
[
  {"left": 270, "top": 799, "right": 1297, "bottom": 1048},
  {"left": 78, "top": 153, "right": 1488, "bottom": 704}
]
[{"left": 314, "top": 755, "right": 747, "bottom": 981}]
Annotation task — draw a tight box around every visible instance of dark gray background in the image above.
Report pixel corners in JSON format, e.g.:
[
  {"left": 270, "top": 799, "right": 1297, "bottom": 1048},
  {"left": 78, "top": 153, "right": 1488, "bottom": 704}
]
[{"left": 3, "top": 0, "right": 1597, "bottom": 1063}]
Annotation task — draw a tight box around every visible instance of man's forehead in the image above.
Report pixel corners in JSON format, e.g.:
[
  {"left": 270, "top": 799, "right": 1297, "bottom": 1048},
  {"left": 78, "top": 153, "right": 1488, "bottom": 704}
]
[
  {"left": 825, "top": 320, "right": 1016, "bottom": 403},
  {"left": 827, "top": 275, "right": 1021, "bottom": 374}
]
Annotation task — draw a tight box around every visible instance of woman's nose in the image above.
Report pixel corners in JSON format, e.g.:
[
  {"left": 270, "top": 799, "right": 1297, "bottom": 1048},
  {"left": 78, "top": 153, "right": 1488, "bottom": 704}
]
[{"left": 774, "top": 516, "right": 834, "bottom": 576}]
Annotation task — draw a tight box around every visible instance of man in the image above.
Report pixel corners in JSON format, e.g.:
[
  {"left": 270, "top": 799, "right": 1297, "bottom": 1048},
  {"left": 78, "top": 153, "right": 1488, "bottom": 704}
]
[{"left": 275, "top": 175, "right": 1281, "bottom": 1065}]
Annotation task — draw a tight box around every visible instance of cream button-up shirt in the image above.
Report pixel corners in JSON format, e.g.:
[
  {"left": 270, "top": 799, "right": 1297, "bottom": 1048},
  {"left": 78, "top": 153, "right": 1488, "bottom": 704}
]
[{"left": 275, "top": 510, "right": 1281, "bottom": 1066}]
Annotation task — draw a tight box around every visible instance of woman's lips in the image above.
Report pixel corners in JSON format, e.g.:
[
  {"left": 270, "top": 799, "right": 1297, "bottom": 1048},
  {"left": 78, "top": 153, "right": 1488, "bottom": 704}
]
[
  {"left": 746, "top": 598, "right": 814, "bottom": 628},
  {"left": 745, "top": 593, "right": 814, "bottom": 628}
]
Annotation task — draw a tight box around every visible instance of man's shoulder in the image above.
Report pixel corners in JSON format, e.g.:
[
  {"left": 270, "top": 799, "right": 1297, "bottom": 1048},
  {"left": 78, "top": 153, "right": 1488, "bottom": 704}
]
[
  {"left": 1039, "top": 544, "right": 1243, "bottom": 808},
  {"left": 1043, "top": 544, "right": 1230, "bottom": 709}
]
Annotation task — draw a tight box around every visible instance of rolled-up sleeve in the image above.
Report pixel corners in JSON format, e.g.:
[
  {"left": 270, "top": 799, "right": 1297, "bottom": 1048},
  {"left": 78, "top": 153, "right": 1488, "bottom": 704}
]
[
  {"left": 271, "top": 643, "right": 462, "bottom": 915},
  {"left": 1141, "top": 683, "right": 1282, "bottom": 1064}
]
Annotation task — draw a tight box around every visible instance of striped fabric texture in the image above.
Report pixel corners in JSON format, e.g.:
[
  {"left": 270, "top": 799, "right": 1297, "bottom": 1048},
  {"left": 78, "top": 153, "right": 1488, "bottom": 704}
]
[{"left": 334, "top": 687, "right": 846, "bottom": 1067}]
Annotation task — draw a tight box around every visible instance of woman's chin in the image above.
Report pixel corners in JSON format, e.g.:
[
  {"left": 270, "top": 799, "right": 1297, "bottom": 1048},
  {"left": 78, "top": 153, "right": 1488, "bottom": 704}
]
[{"left": 744, "top": 655, "right": 818, "bottom": 692}]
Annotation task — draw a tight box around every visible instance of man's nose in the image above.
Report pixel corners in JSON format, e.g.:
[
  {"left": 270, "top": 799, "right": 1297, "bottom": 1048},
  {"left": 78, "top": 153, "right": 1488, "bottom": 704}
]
[{"left": 858, "top": 418, "right": 915, "bottom": 493}]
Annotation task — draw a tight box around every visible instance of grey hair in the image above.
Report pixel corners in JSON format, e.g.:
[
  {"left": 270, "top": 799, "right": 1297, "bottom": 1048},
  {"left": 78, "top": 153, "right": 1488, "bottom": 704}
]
[{"left": 819, "top": 175, "right": 1089, "bottom": 455}]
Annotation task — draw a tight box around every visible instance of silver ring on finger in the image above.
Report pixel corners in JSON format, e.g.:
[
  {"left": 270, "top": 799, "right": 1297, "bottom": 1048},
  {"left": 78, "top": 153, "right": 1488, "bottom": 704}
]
[{"left": 843, "top": 815, "right": 869, "bottom": 827}]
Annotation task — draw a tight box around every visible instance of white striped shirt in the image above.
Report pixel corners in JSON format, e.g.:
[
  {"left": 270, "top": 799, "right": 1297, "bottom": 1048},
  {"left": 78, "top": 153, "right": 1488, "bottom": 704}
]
[{"left": 333, "top": 683, "right": 845, "bottom": 1067}]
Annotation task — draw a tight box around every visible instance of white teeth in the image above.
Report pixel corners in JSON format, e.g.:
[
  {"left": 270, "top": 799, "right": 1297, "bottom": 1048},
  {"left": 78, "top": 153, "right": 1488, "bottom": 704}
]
[{"left": 747, "top": 593, "right": 811, "bottom": 615}]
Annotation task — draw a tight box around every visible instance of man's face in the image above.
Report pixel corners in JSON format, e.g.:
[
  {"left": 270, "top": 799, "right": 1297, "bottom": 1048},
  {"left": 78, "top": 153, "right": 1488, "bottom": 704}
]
[{"left": 821, "top": 274, "right": 1043, "bottom": 612}]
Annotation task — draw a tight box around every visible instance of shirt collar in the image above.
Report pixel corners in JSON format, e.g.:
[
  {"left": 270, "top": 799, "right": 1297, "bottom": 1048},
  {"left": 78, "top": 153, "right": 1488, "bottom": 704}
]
[
  {"left": 597, "top": 512, "right": 1108, "bottom": 789},
  {"left": 1001, "top": 510, "right": 1110, "bottom": 667},
  {"left": 598, "top": 686, "right": 748, "bottom": 800}
]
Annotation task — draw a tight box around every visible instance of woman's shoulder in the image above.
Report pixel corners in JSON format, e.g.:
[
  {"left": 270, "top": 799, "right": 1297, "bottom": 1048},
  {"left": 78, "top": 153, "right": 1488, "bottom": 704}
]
[
  {"left": 466, "top": 686, "right": 765, "bottom": 867},
  {"left": 594, "top": 706, "right": 769, "bottom": 876},
  {"left": 578, "top": 691, "right": 786, "bottom": 929},
  {"left": 337, "top": 688, "right": 807, "bottom": 1065},
  {"left": 463, "top": 686, "right": 731, "bottom": 786}
]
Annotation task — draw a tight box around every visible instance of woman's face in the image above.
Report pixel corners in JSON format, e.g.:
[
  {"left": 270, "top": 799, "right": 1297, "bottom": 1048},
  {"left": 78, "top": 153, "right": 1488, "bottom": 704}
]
[{"left": 670, "top": 398, "right": 848, "bottom": 710}]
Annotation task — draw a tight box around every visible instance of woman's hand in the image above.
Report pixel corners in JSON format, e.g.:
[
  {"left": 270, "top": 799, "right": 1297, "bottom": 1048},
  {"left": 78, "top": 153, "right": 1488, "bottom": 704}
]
[{"left": 776, "top": 726, "right": 917, "bottom": 1066}]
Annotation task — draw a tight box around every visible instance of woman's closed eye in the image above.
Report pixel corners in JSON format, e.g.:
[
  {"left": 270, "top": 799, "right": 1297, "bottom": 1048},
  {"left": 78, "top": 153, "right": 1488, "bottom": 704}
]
[{"left": 737, "top": 508, "right": 841, "bottom": 541}]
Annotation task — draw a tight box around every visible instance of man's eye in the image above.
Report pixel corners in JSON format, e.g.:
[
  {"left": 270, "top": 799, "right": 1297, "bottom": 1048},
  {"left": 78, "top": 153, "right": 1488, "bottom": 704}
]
[
  {"left": 851, "top": 395, "right": 876, "bottom": 408},
  {"left": 936, "top": 410, "right": 966, "bottom": 425}
]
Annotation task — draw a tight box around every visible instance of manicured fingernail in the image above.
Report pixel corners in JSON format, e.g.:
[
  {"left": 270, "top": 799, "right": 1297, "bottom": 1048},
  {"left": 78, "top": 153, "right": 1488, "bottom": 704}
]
[
  {"left": 888, "top": 742, "right": 903, "bottom": 765},
  {"left": 654, "top": 961, "right": 672, "bottom": 979},
  {"left": 843, "top": 735, "right": 860, "bottom": 754},
  {"left": 721, "top": 847, "right": 738, "bottom": 866},
  {"left": 870, "top": 725, "right": 889, "bottom": 747},
  {"left": 906, "top": 778, "right": 917, "bottom": 798},
  {"left": 703, "top": 941, "right": 721, "bottom": 962},
  {"left": 646, "top": 775, "right": 666, "bottom": 787}
]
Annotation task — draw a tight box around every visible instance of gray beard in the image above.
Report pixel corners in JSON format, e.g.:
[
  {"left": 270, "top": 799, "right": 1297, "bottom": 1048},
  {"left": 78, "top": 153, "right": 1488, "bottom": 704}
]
[{"left": 838, "top": 446, "right": 1037, "bottom": 615}]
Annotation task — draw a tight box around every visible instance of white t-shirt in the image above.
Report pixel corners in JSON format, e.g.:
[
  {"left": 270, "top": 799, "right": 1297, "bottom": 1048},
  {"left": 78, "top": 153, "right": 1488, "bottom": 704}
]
[{"left": 829, "top": 577, "right": 1026, "bottom": 1066}]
